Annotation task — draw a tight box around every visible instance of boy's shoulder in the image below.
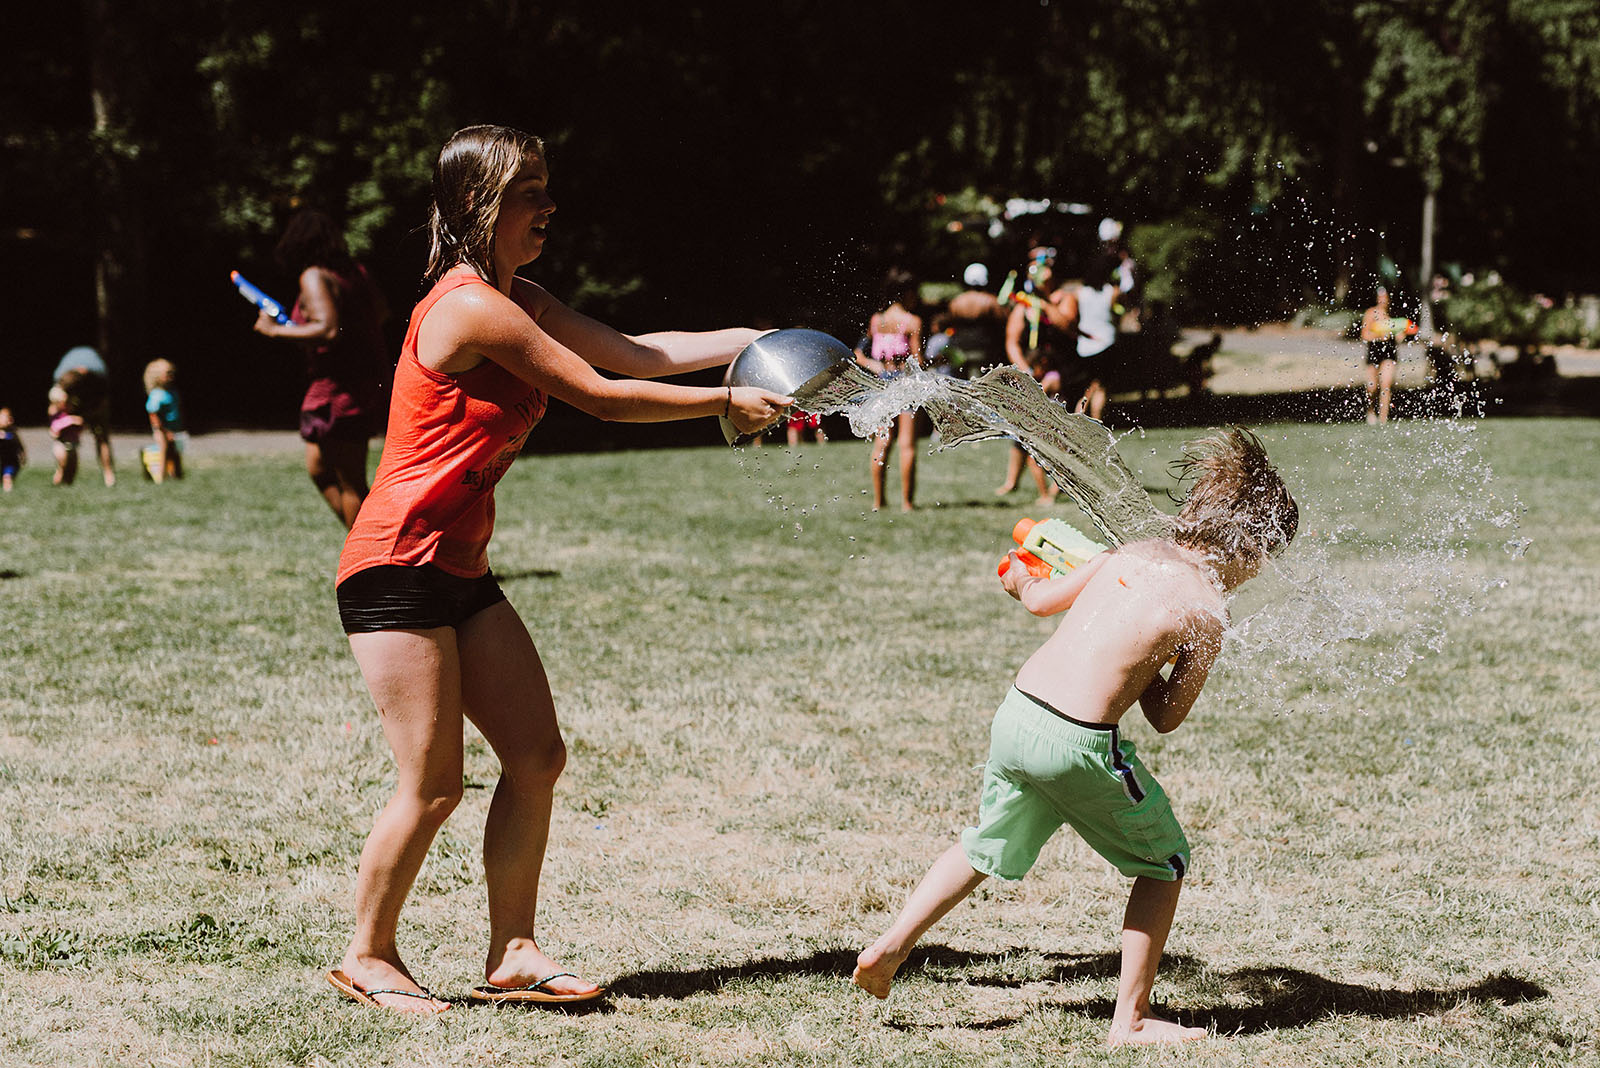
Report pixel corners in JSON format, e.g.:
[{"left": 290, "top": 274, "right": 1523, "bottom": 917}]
[{"left": 1107, "top": 540, "right": 1226, "bottom": 611}]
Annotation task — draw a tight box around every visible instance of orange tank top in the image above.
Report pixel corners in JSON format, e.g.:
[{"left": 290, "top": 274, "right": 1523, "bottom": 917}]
[{"left": 337, "top": 270, "right": 547, "bottom": 583}]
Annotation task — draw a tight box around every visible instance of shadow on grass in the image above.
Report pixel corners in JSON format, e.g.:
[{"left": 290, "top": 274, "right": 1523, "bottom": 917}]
[
  {"left": 1174, "top": 965, "right": 1548, "bottom": 1036},
  {"left": 493, "top": 567, "right": 563, "bottom": 582},
  {"left": 610, "top": 945, "right": 1547, "bottom": 1037},
  {"left": 0, "top": 569, "right": 23, "bottom": 580},
  {"left": 459, "top": 994, "right": 616, "bottom": 1017},
  {"left": 925, "top": 950, "right": 1547, "bottom": 1034},
  {"left": 606, "top": 944, "right": 1012, "bottom": 1000}
]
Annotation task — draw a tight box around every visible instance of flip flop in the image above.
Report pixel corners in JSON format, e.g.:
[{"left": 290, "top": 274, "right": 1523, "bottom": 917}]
[
  {"left": 467, "top": 972, "right": 606, "bottom": 1004},
  {"left": 325, "top": 968, "right": 450, "bottom": 1014}
]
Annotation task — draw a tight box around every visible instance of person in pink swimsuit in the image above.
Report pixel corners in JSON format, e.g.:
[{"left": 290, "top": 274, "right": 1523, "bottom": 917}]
[{"left": 853, "top": 269, "right": 923, "bottom": 511}]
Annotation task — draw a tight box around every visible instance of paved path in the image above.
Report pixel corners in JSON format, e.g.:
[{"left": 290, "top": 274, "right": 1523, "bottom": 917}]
[
  {"left": 11, "top": 328, "right": 1596, "bottom": 465},
  {"left": 1179, "top": 327, "right": 1600, "bottom": 396},
  {"left": 11, "top": 426, "right": 308, "bottom": 468}
]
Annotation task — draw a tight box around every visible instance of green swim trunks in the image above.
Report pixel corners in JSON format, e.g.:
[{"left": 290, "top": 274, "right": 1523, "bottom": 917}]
[{"left": 960, "top": 686, "right": 1190, "bottom": 882}]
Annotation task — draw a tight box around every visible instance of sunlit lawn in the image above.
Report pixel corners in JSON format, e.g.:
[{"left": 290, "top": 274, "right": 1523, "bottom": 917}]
[{"left": 0, "top": 416, "right": 1596, "bottom": 1067}]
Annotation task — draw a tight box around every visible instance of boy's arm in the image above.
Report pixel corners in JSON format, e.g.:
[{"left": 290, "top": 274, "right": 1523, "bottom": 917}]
[
  {"left": 1137, "top": 621, "right": 1222, "bottom": 733},
  {"left": 1001, "top": 550, "right": 1110, "bottom": 616}
]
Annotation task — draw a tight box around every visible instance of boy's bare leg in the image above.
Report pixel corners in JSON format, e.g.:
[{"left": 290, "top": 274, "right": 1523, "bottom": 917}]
[
  {"left": 1107, "top": 876, "right": 1207, "bottom": 1046},
  {"left": 853, "top": 844, "right": 987, "bottom": 998}
]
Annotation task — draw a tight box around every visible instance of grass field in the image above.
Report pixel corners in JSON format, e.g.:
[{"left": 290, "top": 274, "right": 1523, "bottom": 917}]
[{"left": 1, "top": 417, "right": 1596, "bottom": 1067}]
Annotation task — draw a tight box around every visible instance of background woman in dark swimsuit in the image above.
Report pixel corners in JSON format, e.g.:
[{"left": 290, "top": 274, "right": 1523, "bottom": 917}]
[{"left": 255, "top": 210, "right": 390, "bottom": 529}]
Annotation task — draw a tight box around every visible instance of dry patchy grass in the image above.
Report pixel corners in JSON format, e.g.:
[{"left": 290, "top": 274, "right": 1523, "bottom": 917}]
[{"left": 0, "top": 418, "right": 1596, "bottom": 1067}]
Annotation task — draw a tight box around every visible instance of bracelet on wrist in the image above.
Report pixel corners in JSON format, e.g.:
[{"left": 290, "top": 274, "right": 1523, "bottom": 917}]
[{"left": 724, "top": 385, "right": 731, "bottom": 418}]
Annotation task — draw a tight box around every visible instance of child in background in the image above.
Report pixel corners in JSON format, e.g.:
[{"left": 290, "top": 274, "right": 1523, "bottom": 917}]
[
  {"left": 852, "top": 427, "right": 1298, "bottom": 1048},
  {"left": 784, "top": 409, "right": 827, "bottom": 447},
  {"left": 853, "top": 268, "right": 923, "bottom": 512},
  {"left": 0, "top": 408, "right": 24, "bottom": 491},
  {"left": 143, "top": 359, "right": 185, "bottom": 482},
  {"left": 47, "top": 385, "right": 84, "bottom": 485}
]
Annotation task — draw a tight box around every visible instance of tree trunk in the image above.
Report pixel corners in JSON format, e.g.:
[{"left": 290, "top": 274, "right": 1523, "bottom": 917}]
[
  {"left": 86, "top": 0, "right": 146, "bottom": 410},
  {"left": 1418, "top": 177, "right": 1437, "bottom": 336},
  {"left": 1332, "top": 62, "right": 1361, "bottom": 305}
]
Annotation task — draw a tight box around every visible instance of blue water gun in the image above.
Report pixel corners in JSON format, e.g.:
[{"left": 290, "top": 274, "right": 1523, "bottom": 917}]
[{"left": 230, "top": 270, "right": 290, "bottom": 324}]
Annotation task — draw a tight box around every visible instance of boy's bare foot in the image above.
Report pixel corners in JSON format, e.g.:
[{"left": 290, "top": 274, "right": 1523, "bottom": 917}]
[
  {"left": 1107, "top": 1013, "right": 1208, "bottom": 1047},
  {"left": 487, "top": 937, "right": 601, "bottom": 998},
  {"left": 337, "top": 953, "right": 450, "bottom": 1014},
  {"left": 851, "top": 941, "right": 908, "bottom": 999}
]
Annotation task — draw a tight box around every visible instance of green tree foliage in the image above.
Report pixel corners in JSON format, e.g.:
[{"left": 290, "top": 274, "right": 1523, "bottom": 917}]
[{"left": 3, "top": 0, "right": 1597, "bottom": 424}]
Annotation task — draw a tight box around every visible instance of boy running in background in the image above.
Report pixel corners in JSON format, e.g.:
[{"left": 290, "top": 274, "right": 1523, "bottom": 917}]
[{"left": 852, "top": 427, "right": 1297, "bottom": 1048}]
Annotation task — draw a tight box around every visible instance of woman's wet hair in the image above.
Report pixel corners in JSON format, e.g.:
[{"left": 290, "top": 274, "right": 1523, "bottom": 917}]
[
  {"left": 1171, "top": 427, "right": 1298, "bottom": 564},
  {"left": 424, "top": 125, "right": 546, "bottom": 289},
  {"left": 275, "top": 209, "right": 355, "bottom": 276}
]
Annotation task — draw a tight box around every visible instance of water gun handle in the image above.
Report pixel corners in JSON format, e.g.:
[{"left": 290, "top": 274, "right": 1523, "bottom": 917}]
[
  {"left": 231, "top": 270, "right": 290, "bottom": 324},
  {"left": 997, "top": 550, "right": 1053, "bottom": 578}
]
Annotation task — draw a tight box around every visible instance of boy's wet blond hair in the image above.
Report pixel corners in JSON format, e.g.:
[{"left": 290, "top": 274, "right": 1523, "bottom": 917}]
[
  {"left": 143, "top": 359, "right": 175, "bottom": 394},
  {"left": 1172, "top": 427, "right": 1297, "bottom": 563}
]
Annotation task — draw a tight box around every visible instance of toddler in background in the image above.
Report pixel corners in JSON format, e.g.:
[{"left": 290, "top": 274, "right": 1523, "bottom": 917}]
[
  {"left": 143, "top": 359, "right": 185, "bottom": 482},
  {"left": 0, "top": 407, "right": 24, "bottom": 491},
  {"left": 47, "top": 384, "right": 84, "bottom": 485},
  {"left": 853, "top": 427, "right": 1297, "bottom": 1048}
]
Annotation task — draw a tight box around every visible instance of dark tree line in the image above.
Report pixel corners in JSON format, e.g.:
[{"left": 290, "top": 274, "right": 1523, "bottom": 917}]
[{"left": 4, "top": 0, "right": 1597, "bottom": 428}]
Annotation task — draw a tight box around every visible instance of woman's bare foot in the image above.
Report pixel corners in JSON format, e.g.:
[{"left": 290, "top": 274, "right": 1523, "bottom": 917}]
[
  {"left": 851, "top": 940, "right": 909, "bottom": 999},
  {"left": 1107, "top": 1013, "right": 1208, "bottom": 1047},
  {"left": 338, "top": 952, "right": 450, "bottom": 1014},
  {"left": 486, "top": 937, "right": 601, "bottom": 998},
  {"left": 993, "top": 483, "right": 1017, "bottom": 497},
  {"left": 901, "top": 501, "right": 915, "bottom": 512}
]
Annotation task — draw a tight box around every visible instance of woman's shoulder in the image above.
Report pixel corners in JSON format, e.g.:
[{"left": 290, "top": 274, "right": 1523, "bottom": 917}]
[{"left": 509, "top": 275, "right": 556, "bottom": 317}]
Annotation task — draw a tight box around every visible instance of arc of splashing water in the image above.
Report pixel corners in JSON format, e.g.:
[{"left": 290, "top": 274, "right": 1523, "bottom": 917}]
[{"left": 795, "top": 363, "right": 1173, "bottom": 547}]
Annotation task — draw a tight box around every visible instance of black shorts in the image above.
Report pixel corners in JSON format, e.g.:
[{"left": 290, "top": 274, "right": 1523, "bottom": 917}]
[
  {"left": 336, "top": 564, "right": 507, "bottom": 634},
  {"left": 1365, "top": 339, "right": 1397, "bottom": 366}
]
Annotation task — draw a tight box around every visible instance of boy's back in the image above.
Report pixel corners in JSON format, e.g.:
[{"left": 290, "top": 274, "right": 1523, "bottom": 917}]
[{"left": 1012, "top": 539, "right": 1227, "bottom": 732}]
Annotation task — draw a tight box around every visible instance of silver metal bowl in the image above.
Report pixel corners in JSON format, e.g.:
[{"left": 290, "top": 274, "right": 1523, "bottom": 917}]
[{"left": 719, "top": 328, "right": 856, "bottom": 444}]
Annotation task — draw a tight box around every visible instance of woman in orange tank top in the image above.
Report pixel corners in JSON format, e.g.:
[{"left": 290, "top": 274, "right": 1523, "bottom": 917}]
[{"left": 324, "top": 126, "right": 790, "bottom": 1013}]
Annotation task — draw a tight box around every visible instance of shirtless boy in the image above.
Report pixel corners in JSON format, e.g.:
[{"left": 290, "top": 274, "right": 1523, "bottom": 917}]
[{"left": 853, "top": 427, "right": 1298, "bottom": 1047}]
